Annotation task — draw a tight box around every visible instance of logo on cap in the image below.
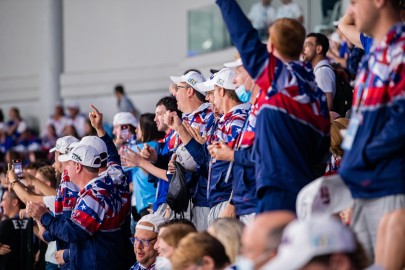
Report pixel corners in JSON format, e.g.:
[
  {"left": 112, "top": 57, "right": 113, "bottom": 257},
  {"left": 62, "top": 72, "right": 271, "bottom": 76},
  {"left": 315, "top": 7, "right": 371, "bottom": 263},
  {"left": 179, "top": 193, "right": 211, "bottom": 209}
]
[
  {"left": 217, "top": 78, "right": 224, "bottom": 86},
  {"left": 72, "top": 153, "right": 82, "bottom": 162},
  {"left": 188, "top": 78, "right": 196, "bottom": 86}
]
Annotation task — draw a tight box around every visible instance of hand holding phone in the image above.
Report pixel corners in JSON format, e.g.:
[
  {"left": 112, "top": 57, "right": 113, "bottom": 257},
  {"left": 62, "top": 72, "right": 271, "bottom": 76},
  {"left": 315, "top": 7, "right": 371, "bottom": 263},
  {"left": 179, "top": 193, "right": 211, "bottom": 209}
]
[{"left": 12, "top": 159, "right": 23, "bottom": 180}]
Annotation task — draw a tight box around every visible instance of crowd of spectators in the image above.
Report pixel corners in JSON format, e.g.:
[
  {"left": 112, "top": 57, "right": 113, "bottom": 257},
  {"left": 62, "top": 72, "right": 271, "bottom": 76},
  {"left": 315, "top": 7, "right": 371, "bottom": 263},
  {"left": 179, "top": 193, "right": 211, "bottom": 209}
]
[{"left": 1, "top": 0, "right": 405, "bottom": 269}]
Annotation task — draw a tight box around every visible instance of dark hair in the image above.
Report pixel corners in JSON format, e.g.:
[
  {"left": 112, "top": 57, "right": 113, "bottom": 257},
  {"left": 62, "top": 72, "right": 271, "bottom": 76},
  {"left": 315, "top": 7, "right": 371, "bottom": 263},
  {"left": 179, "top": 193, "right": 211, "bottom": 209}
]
[
  {"left": 26, "top": 160, "right": 50, "bottom": 171},
  {"left": 225, "top": 89, "right": 241, "bottom": 103},
  {"left": 6, "top": 190, "right": 25, "bottom": 210},
  {"left": 29, "top": 151, "right": 50, "bottom": 164},
  {"left": 114, "top": 84, "right": 125, "bottom": 95},
  {"left": 10, "top": 107, "right": 21, "bottom": 120},
  {"left": 0, "top": 109, "right": 4, "bottom": 122},
  {"left": 138, "top": 113, "right": 165, "bottom": 143},
  {"left": 156, "top": 96, "right": 182, "bottom": 118},
  {"left": 394, "top": 0, "right": 403, "bottom": 9},
  {"left": 158, "top": 218, "right": 197, "bottom": 230},
  {"left": 85, "top": 119, "right": 97, "bottom": 136},
  {"left": 63, "top": 125, "right": 79, "bottom": 139},
  {"left": 183, "top": 69, "right": 202, "bottom": 75},
  {"left": 83, "top": 165, "right": 100, "bottom": 174},
  {"left": 307, "top": 32, "right": 330, "bottom": 56},
  {"left": 38, "top": 165, "right": 58, "bottom": 188},
  {"left": 193, "top": 89, "right": 206, "bottom": 103}
]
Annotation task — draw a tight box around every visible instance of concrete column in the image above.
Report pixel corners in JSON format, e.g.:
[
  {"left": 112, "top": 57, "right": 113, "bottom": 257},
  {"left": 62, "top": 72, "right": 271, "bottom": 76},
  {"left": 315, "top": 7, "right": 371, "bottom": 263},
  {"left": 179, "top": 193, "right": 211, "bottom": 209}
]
[{"left": 38, "top": 0, "right": 63, "bottom": 135}]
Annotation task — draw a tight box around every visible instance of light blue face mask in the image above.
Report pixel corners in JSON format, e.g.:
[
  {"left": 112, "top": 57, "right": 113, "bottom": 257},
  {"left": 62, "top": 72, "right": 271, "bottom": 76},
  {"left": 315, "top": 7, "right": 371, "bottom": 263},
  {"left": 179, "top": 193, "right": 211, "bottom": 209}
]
[
  {"left": 235, "top": 256, "right": 254, "bottom": 270},
  {"left": 155, "top": 256, "right": 172, "bottom": 270},
  {"left": 235, "top": 85, "right": 252, "bottom": 103}
]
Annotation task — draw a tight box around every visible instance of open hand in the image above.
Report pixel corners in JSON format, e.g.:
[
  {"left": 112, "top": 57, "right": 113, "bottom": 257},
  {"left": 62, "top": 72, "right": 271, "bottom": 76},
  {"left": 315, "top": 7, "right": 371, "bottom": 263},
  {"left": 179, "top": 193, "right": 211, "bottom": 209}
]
[
  {"left": 184, "top": 121, "right": 207, "bottom": 145},
  {"left": 121, "top": 146, "right": 144, "bottom": 168},
  {"left": 207, "top": 142, "right": 234, "bottom": 161}
]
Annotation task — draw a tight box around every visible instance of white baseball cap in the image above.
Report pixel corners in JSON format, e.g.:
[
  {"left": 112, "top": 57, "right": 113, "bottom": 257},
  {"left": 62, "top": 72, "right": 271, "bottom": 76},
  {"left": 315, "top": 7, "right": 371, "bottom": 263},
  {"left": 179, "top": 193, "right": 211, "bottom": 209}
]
[
  {"left": 136, "top": 213, "right": 167, "bottom": 233},
  {"left": 195, "top": 73, "right": 217, "bottom": 93},
  {"left": 66, "top": 101, "right": 80, "bottom": 109},
  {"left": 261, "top": 217, "right": 357, "bottom": 270},
  {"left": 113, "top": 112, "right": 138, "bottom": 128},
  {"left": 204, "top": 68, "right": 237, "bottom": 90},
  {"left": 296, "top": 175, "right": 354, "bottom": 220},
  {"left": 58, "top": 144, "right": 102, "bottom": 168},
  {"left": 170, "top": 71, "right": 206, "bottom": 95},
  {"left": 79, "top": 136, "right": 108, "bottom": 162},
  {"left": 224, "top": 58, "right": 243, "bottom": 68},
  {"left": 49, "top": 136, "right": 79, "bottom": 154}
]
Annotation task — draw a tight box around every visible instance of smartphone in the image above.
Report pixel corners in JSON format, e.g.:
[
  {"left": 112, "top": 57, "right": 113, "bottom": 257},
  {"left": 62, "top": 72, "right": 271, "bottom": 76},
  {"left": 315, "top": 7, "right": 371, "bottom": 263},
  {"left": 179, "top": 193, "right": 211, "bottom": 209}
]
[{"left": 12, "top": 159, "right": 23, "bottom": 179}]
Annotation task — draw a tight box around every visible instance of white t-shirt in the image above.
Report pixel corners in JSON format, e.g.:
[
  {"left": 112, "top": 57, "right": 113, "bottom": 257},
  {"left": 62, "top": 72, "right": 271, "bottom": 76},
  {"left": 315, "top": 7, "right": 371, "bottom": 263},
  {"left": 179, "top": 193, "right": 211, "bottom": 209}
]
[
  {"left": 248, "top": 2, "right": 276, "bottom": 29},
  {"left": 47, "top": 116, "right": 70, "bottom": 137},
  {"left": 66, "top": 114, "right": 87, "bottom": 138},
  {"left": 42, "top": 195, "right": 57, "bottom": 264},
  {"left": 42, "top": 195, "right": 56, "bottom": 213},
  {"left": 276, "top": 2, "right": 303, "bottom": 20},
  {"left": 314, "top": 59, "right": 336, "bottom": 97}
]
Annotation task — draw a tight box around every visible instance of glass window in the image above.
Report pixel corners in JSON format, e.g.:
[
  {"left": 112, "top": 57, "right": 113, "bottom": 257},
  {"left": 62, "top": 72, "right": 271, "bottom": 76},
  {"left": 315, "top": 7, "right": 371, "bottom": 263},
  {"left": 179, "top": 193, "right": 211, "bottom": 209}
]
[
  {"left": 187, "top": 4, "right": 231, "bottom": 57},
  {"left": 187, "top": 0, "right": 268, "bottom": 57}
]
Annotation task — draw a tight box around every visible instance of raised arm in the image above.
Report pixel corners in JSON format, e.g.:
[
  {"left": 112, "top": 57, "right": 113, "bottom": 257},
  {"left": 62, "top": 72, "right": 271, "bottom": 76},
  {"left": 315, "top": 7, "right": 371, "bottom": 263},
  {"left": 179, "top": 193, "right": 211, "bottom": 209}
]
[
  {"left": 338, "top": 13, "right": 362, "bottom": 49},
  {"left": 216, "top": 0, "right": 268, "bottom": 79},
  {"left": 89, "top": 104, "right": 122, "bottom": 167},
  {"left": 7, "top": 170, "right": 45, "bottom": 203}
]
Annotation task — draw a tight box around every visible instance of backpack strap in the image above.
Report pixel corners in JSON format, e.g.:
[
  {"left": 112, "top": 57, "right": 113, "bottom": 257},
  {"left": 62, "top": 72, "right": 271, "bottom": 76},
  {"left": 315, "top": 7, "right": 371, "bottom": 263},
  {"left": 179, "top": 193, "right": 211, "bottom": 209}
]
[{"left": 314, "top": 64, "right": 334, "bottom": 73}]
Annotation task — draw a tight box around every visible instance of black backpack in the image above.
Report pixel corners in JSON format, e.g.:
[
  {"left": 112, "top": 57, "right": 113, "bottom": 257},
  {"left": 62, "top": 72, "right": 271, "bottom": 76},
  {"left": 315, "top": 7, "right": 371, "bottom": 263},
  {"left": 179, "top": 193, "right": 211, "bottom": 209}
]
[
  {"left": 166, "top": 161, "right": 190, "bottom": 215},
  {"left": 319, "top": 65, "right": 354, "bottom": 117}
]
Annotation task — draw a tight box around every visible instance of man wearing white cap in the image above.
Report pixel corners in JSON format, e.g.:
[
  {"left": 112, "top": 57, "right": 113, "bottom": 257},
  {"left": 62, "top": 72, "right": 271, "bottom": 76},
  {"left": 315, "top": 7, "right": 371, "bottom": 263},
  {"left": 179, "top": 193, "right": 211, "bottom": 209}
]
[
  {"left": 112, "top": 111, "right": 138, "bottom": 148},
  {"left": 296, "top": 175, "right": 354, "bottom": 221},
  {"left": 48, "top": 135, "right": 80, "bottom": 268},
  {"left": 88, "top": 105, "right": 134, "bottom": 268},
  {"left": 130, "top": 214, "right": 166, "bottom": 270},
  {"left": 163, "top": 71, "right": 215, "bottom": 229},
  {"left": 27, "top": 144, "right": 126, "bottom": 270},
  {"left": 170, "top": 68, "right": 250, "bottom": 224},
  {"left": 209, "top": 58, "right": 261, "bottom": 224},
  {"left": 49, "top": 135, "right": 79, "bottom": 175},
  {"left": 261, "top": 216, "right": 368, "bottom": 270},
  {"left": 48, "top": 105, "right": 133, "bottom": 269}
]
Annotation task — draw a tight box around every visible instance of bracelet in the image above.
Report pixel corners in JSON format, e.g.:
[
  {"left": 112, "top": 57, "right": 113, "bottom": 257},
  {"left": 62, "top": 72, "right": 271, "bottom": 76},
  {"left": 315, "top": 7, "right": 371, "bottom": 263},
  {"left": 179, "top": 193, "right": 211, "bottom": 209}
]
[{"left": 10, "top": 181, "right": 18, "bottom": 189}]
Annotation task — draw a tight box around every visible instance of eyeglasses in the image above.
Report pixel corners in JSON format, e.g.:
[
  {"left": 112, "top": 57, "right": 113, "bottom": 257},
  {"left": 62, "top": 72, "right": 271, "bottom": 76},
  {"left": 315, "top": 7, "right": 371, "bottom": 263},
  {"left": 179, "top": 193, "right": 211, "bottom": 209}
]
[
  {"left": 130, "top": 237, "right": 157, "bottom": 247},
  {"left": 175, "top": 85, "right": 189, "bottom": 92},
  {"left": 303, "top": 42, "right": 316, "bottom": 48}
]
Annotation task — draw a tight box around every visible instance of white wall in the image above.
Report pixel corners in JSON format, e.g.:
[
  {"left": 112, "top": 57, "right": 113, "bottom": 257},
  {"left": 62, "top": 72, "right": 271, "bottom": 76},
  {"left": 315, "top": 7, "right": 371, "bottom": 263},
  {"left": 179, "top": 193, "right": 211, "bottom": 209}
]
[
  {"left": 0, "top": 0, "right": 41, "bottom": 128},
  {"left": 0, "top": 0, "right": 325, "bottom": 133}
]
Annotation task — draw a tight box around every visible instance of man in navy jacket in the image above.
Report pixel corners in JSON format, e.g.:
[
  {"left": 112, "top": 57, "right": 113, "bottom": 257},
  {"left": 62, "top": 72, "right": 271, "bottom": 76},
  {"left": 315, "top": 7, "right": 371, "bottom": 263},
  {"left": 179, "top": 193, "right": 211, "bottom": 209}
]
[{"left": 216, "top": 0, "right": 330, "bottom": 213}]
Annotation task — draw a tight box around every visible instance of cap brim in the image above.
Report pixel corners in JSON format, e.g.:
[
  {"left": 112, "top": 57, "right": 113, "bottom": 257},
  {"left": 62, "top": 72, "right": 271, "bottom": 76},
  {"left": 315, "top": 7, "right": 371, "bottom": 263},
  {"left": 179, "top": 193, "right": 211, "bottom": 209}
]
[
  {"left": 224, "top": 58, "right": 243, "bottom": 68},
  {"left": 58, "top": 154, "right": 71, "bottom": 163},
  {"left": 170, "top": 75, "right": 185, "bottom": 84},
  {"left": 49, "top": 147, "right": 57, "bottom": 153},
  {"left": 195, "top": 82, "right": 213, "bottom": 93}
]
